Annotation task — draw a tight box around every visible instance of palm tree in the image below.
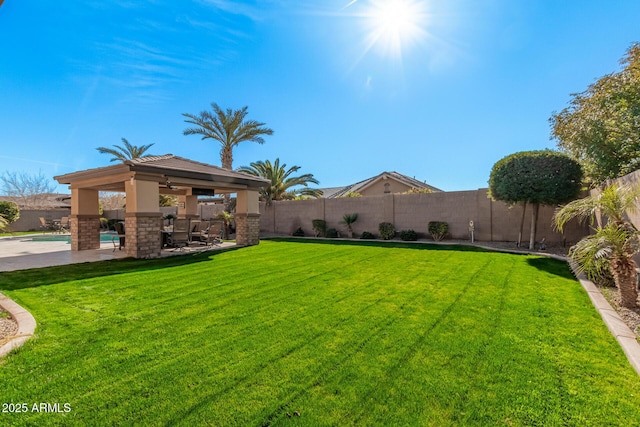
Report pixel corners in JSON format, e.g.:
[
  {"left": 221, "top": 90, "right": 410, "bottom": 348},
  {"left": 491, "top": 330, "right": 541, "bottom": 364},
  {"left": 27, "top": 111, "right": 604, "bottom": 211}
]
[
  {"left": 341, "top": 213, "right": 359, "bottom": 238},
  {"left": 554, "top": 183, "right": 640, "bottom": 308},
  {"left": 96, "top": 138, "right": 155, "bottom": 162},
  {"left": 237, "top": 159, "right": 322, "bottom": 205},
  {"left": 182, "top": 103, "right": 273, "bottom": 171}
]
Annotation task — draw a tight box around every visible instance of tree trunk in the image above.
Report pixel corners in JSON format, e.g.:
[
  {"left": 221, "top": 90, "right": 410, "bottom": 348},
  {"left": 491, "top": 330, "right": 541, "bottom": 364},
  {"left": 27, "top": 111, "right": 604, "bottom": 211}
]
[
  {"left": 611, "top": 257, "right": 639, "bottom": 308},
  {"left": 221, "top": 148, "right": 233, "bottom": 212},
  {"left": 529, "top": 203, "right": 539, "bottom": 250},
  {"left": 518, "top": 202, "right": 527, "bottom": 247}
]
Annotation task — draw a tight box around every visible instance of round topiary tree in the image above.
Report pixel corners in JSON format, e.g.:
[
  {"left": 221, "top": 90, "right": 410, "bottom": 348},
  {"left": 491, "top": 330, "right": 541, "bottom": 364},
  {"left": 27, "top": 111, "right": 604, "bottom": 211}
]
[
  {"left": 489, "top": 150, "right": 583, "bottom": 250},
  {"left": 0, "top": 201, "right": 20, "bottom": 231}
]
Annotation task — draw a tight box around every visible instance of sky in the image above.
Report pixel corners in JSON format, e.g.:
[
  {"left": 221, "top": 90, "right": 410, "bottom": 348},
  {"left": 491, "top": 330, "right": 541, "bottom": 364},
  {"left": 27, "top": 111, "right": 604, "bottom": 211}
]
[{"left": 1, "top": 0, "right": 639, "bottom": 194}]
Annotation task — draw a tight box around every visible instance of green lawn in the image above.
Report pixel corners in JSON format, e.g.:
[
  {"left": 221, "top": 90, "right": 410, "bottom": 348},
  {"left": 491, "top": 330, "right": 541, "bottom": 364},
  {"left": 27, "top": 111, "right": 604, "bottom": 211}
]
[{"left": 1, "top": 239, "right": 639, "bottom": 426}]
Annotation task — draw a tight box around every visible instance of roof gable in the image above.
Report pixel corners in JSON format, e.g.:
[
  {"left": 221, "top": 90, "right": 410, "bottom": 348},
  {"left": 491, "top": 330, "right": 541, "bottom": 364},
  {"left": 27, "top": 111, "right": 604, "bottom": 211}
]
[{"left": 325, "top": 171, "right": 441, "bottom": 198}]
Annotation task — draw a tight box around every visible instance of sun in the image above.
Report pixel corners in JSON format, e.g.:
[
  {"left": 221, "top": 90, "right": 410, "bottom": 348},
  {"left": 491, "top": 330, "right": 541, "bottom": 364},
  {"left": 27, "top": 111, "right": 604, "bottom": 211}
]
[{"left": 364, "top": 0, "right": 427, "bottom": 59}]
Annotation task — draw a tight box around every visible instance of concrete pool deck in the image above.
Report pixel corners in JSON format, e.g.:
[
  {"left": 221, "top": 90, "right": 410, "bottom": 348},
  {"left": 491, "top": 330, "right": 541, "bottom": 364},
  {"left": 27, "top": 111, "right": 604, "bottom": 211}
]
[{"left": 0, "top": 234, "right": 235, "bottom": 272}]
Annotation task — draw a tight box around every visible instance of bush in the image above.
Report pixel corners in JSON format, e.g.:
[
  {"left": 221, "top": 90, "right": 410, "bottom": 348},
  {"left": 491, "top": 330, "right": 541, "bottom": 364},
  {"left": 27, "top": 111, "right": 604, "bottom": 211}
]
[
  {"left": 326, "top": 228, "right": 339, "bottom": 238},
  {"left": 0, "top": 201, "right": 20, "bottom": 224},
  {"left": 378, "top": 222, "right": 395, "bottom": 240},
  {"left": 292, "top": 227, "right": 305, "bottom": 237},
  {"left": 312, "top": 219, "right": 327, "bottom": 237},
  {"left": 428, "top": 221, "right": 449, "bottom": 241},
  {"left": 584, "top": 257, "right": 616, "bottom": 287},
  {"left": 360, "top": 231, "right": 375, "bottom": 239},
  {"left": 100, "top": 217, "right": 109, "bottom": 229},
  {"left": 400, "top": 229, "right": 418, "bottom": 241}
]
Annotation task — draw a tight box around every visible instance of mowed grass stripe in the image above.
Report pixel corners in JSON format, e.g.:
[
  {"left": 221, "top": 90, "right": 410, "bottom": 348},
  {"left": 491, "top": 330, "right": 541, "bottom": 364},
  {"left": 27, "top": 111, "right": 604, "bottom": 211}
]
[
  {"left": 285, "top": 252, "right": 504, "bottom": 426},
  {"left": 3, "top": 246, "right": 424, "bottom": 416},
  {"left": 1, "top": 242, "right": 639, "bottom": 426},
  {"left": 60, "top": 247, "right": 450, "bottom": 418}
]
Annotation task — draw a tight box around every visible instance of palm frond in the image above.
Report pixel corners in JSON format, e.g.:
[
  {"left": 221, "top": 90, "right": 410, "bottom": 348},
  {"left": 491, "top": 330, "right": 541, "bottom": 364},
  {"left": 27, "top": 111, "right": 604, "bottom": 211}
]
[{"left": 183, "top": 103, "right": 273, "bottom": 169}]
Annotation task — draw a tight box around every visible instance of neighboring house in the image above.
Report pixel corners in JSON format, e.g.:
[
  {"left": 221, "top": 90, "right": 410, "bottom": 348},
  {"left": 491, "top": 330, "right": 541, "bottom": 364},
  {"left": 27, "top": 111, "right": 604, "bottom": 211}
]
[
  {"left": 319, "top": 172, "right": 442, "bottom": 198},
  {"left": 0, "top": 193, "right": 71, "bottom": 209}
]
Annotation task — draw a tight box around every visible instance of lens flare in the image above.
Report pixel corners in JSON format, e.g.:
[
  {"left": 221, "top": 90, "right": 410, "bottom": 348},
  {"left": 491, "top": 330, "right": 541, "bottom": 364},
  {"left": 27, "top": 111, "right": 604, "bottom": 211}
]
[{"left": 364, "top": 0, "right": 427, "bottom": 59}]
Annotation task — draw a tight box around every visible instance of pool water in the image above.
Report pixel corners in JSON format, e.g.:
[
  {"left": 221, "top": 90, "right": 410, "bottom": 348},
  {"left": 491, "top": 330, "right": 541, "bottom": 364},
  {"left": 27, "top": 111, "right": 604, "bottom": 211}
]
[{"left": 29, "top": 233, "right": 117, "bottom": 243}]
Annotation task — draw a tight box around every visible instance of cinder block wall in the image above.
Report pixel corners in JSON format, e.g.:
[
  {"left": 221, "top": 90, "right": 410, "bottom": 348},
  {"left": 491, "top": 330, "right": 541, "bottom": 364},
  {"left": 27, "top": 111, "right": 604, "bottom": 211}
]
[
  {"left": 259, "top": 189, "right": 590, "bottom": 244},
  {"left": 9, "top": 209, "right": 71, "bottom": 232}
]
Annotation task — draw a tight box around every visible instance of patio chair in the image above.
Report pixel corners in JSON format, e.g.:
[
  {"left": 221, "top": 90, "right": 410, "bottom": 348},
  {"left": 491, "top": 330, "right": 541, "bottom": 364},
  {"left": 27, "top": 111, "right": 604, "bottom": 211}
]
[
  {"left": 39, "top": 217, "right": 52, "bottom": 233},
  {"left": 168, "top": 218, "right": 190, "bottom": 250},
  {"left": 192, "top": 221, "right": 210, "bottom": 244},
  {"left": 202, "top": 223, "right": 223, "bottom": 247},
  {"left": 52, "top": 216, "right": 70, "bottom": 233},
  {"left": 112, "top": 221, "right": 126, "bottom": 251},
  {"left": 59, "top": 216, "right": 70, "bottom": 232}
]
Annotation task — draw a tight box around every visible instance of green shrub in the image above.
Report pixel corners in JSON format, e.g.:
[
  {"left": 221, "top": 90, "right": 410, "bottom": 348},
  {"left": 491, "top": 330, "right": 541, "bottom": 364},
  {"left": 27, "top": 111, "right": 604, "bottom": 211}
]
[
  {"left": 312, "top": 219, "right": 327, "bottom": 237},
  {"left": 292, "top": 227, "right": 305, "bottom": 237},
  {"left": 360, "top": 231, "right": 375, "bottom": 239},
  {"left": 585, "top": 257, "right": 616, "bottom": 287},
  {"left": 0, "top": 201, "right": 20, "bottom": 224},
  {"left": 100, "top": 217, "right": 109, "bottom": 229},
  {"left": 400, "top": 229, "right": 418, "bottom": 241},
  {"left": 378, "top": 222, "right": 395, "bottom": 240},
  {"left": 428, "top": 221, "right": 449, "bottom": 241},
  {"left": 326, "top": 228, "right": 339, "bottom": 238}
]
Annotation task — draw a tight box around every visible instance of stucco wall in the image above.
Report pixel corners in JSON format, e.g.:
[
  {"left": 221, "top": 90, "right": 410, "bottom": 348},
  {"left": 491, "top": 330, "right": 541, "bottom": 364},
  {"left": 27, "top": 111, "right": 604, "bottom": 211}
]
[
  {"left": 8, "top": 209, "right": 71, "bottom": 232},
  {"left": 259, "top": 189, "right": 590, "bottom": 244},
  {"left": 359, "top": 179, "right": 412, "bottom": 197}
]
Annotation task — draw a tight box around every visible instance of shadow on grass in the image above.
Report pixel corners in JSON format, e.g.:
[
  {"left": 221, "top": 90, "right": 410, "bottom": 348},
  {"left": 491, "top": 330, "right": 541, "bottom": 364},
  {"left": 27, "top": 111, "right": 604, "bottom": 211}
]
[
  {"left": 266, "top": 237, "right": 492, "bottom": 252},
  {"left": 0, "top": 246, "right": 243, "bottom": 291},
  {"left": 526, "top": 257, "right": 575, "bottom": 279}
]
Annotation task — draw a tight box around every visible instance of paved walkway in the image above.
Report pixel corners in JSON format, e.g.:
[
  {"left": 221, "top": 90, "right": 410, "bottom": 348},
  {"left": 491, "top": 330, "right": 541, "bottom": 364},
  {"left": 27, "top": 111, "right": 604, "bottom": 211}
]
[{"left": 0, "top": 234, "right": 235, "bottom": 272}]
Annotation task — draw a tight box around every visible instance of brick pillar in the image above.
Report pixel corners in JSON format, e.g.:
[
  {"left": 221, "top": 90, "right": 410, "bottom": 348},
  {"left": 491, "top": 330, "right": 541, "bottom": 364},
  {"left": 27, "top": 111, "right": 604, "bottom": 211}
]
[
  {"left": 125, "top": 213, "right": 163, "bottom": 259},
  {"left": 70, "top": 215, "right": 100, "bottom": 251},
  {"left": 235, "top": 213, "right": 260, "bottom": 246}
]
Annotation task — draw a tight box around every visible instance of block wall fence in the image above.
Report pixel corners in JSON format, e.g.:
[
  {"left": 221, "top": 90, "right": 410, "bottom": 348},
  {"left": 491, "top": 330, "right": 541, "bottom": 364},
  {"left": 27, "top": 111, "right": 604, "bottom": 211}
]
[
  {"left": 14, "top": 169, "right": 640, "bottom": 245},
  {"left": 259, "top": 188, "right": 590, "bottom": 244}
]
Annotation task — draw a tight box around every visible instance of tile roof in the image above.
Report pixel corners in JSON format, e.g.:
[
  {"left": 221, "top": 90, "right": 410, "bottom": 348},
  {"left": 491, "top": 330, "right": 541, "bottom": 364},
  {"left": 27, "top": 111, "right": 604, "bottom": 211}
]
[
  {"left": 55, "top": 154, "right": 269, "bottom": 188},
  {"left": 319, "top": 171, "right": 442, "bottom": 198}
]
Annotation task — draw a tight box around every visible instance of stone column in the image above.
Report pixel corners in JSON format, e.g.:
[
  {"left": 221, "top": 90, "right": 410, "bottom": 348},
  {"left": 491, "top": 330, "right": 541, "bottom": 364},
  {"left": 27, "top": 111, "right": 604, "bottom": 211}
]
[
  {"left": 236, "top": 190, "right": 261, "bottom": 246},
  {"left": 70, "top": 188, "right": 100, "bottom": 251},
  {"left": 125, "top": 177, "right": 161, "bottom": 258},
  {"left": 125, "top": 213, "right": 163, "bottom": 259},
  {"left": 235, "top": 213, "right": 260, "bottom": 246}
]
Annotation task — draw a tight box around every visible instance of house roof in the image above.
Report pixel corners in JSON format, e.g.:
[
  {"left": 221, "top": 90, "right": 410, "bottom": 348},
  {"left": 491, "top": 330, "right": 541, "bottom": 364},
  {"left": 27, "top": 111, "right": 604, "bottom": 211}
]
[
  {"left": 0, "top": 193, "right": 72, "bottom": 209},
  {"left": 54, "top": 154, "right": 270, "bottom": 192},
  {"left": 320, "top": 171, "right": 442, "bottom": 198}
]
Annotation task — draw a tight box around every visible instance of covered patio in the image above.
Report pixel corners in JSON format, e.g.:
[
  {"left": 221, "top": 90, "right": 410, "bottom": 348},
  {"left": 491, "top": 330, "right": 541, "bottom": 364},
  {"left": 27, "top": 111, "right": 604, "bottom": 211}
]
[{"left": 54, "top": 155, "right": 268, "bottom": 259}]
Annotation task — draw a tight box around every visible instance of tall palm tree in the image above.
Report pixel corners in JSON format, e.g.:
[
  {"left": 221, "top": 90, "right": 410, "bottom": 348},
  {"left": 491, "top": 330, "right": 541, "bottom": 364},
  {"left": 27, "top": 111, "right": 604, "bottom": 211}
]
[
  {"left": 182, "top": 103, "right": 273, "bottom": 171},
  {"left": 554, "top": 183, "right": 640, "bottom": 308},
  {"left": 96, "top": 138, "right": 155, "bottom": 162},
  {"left": 237, "top": 159, "right": 321, "bottom": 205}
]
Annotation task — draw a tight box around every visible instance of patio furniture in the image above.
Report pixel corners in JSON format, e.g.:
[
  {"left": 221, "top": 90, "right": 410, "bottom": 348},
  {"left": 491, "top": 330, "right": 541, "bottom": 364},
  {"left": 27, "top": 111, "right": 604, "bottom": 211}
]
[
  {"left": 112, "top": 222, "right": 126, "bottom": 251},
  {"left": 59, "top": 216, "right": 70, "bottom": 232},
  {"left": 191, "top": 221, "right": 210, "bottom": 244},
  {"left": 167, "top": 219, "right": 190, "bottom": 250},
  {"left": 202, "top": 222, "right": 224, "bottom": 247},
  {"left": 52, "top": 217, "right": 69, "bottom": 234},
  {"left": 39, "top": 217, "right": 53, "bottom": 233}
]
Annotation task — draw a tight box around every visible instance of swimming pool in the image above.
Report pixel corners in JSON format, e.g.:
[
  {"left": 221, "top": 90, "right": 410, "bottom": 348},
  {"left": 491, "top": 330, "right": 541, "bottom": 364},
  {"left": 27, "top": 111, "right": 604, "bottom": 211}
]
[{"left": 29, "top": 233, "right": 117, "bottom": 243}]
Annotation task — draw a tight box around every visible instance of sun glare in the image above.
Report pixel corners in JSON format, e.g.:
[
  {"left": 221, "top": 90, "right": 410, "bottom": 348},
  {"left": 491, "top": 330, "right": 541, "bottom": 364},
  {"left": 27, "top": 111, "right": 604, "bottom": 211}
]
[{"left": 365, "top": 0, "right": 427, "bottom": 59}]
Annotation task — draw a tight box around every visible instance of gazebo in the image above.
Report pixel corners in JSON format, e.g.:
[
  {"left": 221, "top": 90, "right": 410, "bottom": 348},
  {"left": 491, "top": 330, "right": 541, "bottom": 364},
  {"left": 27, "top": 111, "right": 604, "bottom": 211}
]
[{"left": 54, "top": 155, "right": 269, "bottom": 259}]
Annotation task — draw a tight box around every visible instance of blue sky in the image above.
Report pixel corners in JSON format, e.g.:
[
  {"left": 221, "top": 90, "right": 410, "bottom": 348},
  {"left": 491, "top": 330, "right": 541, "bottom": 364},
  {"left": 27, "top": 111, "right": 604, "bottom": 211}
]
[{"left": 1, "top": 0, "right": 639, "bottom": 193}]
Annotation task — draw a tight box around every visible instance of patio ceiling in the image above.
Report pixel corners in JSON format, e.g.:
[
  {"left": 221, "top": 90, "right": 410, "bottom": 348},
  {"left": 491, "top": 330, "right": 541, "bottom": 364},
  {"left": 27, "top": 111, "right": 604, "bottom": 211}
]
[{"left": 54, "top": 155, "right": 269, "bottom": 195}]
